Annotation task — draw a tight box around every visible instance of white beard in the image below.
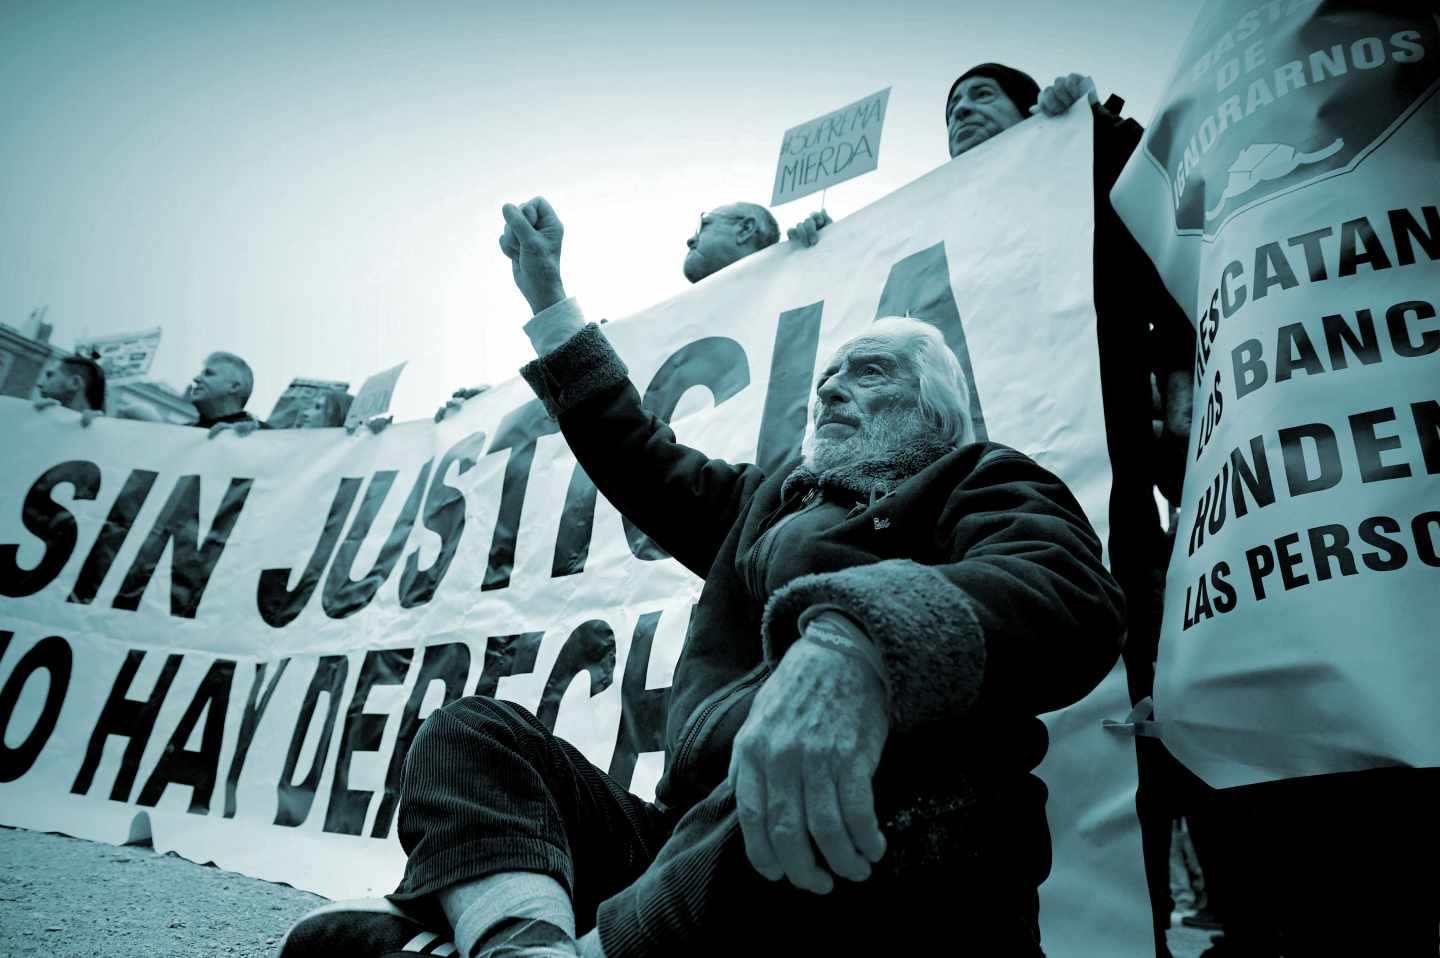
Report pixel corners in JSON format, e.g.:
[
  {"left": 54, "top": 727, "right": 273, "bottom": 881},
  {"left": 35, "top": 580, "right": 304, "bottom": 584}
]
[{"left": 801, "top": 406, "right": 933, "bottom": 472}]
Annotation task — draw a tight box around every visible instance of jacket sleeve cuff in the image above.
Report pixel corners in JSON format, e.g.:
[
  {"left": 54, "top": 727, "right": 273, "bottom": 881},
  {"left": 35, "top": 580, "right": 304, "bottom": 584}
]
[
  {"left": 518, "top": 322, "right": 630, "bottom": 418},
  {"left": 523, "top": 297, "right": 588, "bottom": 355},
  {"left": 761, "top": 559, "right": 986, "bottom": 732},
  {"left": 794, "top": 606, "right": 892, "bottom": 703}
]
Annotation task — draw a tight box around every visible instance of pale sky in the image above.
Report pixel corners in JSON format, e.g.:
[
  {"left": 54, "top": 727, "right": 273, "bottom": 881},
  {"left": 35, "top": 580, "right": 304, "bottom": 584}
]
[{"left": 0, "top": 0, "right": 1198, "bottom": 421}]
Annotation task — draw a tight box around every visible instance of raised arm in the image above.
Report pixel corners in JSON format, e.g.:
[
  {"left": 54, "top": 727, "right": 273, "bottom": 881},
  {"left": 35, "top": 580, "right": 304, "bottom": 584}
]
[{"left": 500, "top": 197, "right": 767, "bottom": 577}]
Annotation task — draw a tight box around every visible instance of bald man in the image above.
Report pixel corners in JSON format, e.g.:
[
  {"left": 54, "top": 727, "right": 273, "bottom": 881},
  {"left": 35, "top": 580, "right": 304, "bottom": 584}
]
[{"left": 682, "top": 202, "right": 780, "bottom": 283}]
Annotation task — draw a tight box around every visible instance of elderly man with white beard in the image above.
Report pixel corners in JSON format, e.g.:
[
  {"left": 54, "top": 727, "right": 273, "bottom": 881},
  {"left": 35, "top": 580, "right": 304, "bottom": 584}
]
[{"left": 283, "top": 198, "right": 1124, "bottom": 958}]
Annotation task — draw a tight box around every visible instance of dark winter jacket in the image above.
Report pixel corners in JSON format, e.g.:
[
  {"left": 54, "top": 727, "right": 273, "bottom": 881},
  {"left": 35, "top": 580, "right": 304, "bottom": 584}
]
[
  {"left": 522, "top": 322, "right": 1126, "bottom": 818},
  {"left": 194, "top": 409, "right": 267, "bottom": 430},
  {"left": 1091, "top": 96, "right": 1194, "bottom": 702}
]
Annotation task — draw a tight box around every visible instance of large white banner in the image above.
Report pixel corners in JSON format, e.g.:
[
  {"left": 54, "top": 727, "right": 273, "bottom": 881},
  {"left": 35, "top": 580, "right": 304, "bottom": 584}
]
[
  {"left": 1, "top": 106, "right": 1148, "bottom": 955},
  {"left": 1113, "top": 2, "right": 1440, "bottom": 787}
]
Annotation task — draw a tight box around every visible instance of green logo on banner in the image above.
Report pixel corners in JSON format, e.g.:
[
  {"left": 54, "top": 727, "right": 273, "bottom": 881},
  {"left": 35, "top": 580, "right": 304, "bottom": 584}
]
[{"left": 1143, "top": 2, "right": 1439, "bottom": 238}]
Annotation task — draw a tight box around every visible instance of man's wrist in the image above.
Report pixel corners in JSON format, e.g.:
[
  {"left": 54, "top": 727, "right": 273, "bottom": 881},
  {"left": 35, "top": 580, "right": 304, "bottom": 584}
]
[
  {"left": 527, "top": 279, "right": 568, "bottom": 315},
  {"left": 797, "top": 608, "right": 890, "bottom": 704},
  {"left": 523, "top": 297, "right": 587, "bottom": 355}
]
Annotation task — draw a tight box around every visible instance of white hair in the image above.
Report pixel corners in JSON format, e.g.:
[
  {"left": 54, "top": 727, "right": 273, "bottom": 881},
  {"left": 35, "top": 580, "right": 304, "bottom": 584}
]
[
  {"left": 206, "top": 351, "right": 254, "bottom": 405},
  {"left": 854, "top": 316, "right": 976, "bottom": 447}
]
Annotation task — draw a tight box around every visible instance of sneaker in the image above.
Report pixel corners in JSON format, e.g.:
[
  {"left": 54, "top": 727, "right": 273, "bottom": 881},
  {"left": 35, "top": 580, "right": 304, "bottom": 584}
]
[{"left": 279, "top": 898, "right": 458, "bottom": 957}]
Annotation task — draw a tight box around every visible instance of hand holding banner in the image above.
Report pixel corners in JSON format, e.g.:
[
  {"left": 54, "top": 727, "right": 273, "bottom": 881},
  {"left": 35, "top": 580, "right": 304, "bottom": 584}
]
[{"left": 345, "top": 362, "right": 407, "bottom": 430}]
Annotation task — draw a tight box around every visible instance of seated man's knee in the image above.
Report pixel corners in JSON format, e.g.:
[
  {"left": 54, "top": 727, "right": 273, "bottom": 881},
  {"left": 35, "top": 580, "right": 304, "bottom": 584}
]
[
  {"left": 395, "top": 697, "right": 550, "bottom": 855},
  {"left": 400, "top": 696, "right": 548, "bottom": 795}
]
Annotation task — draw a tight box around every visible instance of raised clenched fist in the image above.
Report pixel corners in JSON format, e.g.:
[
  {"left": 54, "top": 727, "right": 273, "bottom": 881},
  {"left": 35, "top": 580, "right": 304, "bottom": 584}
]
[{"left": 499, "top": 197, "right": 567, "bottom": 315}]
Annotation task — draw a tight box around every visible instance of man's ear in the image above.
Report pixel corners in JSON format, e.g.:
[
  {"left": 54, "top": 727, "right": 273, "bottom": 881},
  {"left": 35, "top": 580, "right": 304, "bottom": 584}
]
[{"left": 734, "top": 216, "right": 758, "bottom": 247}]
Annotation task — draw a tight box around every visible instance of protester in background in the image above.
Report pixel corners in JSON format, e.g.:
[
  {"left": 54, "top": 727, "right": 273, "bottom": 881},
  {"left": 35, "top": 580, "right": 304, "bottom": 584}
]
[
  {"left": 187, "top": 351, "right": 264, "bottom": 434},
  {"left": 31, "top": 354, "right": 106, "bottom": 425},
  {"left": 281, "top": 196, "right": 1126, "bottom": 957},
  {"left": 683, "top": 202, "right": 779, "bottom": 283},
  {"left": 1168, "top": 816, "right": 1218, "bottom": 931},
  {"left": 289, "top": 387, "right": 394, "bottom": 433},
  {"left": 789, "top": 62, "right": 1196, "bottom": 956},
  {"left": 294, "top": 389, "right": 348, "bottom": 429}
]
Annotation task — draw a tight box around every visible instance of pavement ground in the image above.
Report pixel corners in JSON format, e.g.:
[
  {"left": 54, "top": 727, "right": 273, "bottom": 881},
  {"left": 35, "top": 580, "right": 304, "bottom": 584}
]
[{"left": 0, "top": 825, "right": 1216, "bottom": 956}]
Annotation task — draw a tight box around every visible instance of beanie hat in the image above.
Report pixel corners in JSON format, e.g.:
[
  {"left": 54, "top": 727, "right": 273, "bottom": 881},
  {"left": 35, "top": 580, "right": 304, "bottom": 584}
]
[{"left": 946, "top": 63, "right": 1040, "bottom": 118}]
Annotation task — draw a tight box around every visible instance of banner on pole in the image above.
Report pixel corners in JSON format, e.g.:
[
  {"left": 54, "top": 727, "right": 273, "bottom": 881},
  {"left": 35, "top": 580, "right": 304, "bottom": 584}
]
[
  {"left": 771, "top": 87, "right": 890, "bottom": 206},
  {"left": 1, "top": 107, "right": 1146, "bottom": 956},
  {"left": 1113, "top": 1, "right": 1440, "bottom": 787},
  {"left": 74, "top": 327, "right": 163, "bottom": 384},
  {"left": 345, "top": 362, "right": 407, "bottom": 429}
]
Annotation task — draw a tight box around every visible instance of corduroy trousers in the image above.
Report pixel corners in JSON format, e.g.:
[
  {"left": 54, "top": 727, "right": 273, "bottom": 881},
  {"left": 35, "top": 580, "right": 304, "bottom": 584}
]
[{"left": 391, "top": 696, "right": 1046, "bottom": 957}]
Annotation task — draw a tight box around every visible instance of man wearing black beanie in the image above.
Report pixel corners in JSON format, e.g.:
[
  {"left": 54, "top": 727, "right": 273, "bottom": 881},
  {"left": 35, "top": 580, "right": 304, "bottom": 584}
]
[
  {"left": 944, "top": 62, "right": 1043, "bottom": 157},
  {"left": 960, "top": 61, "right": 1202, "bottom": 958},
  {"left": 787, "top": 64, "right": 1079, "bottom": 240},
  {"left": 950, "top": 61, "right": 1198, "bottom": 958},
  {"left": 948, "top": 62, "right": 1041, "bottom": 112}
]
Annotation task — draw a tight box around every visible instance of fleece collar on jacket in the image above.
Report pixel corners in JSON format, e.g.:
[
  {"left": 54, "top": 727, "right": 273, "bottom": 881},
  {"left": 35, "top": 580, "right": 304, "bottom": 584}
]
[{"left": 780, "top": 436, "right": 955, "bottom": 504}]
